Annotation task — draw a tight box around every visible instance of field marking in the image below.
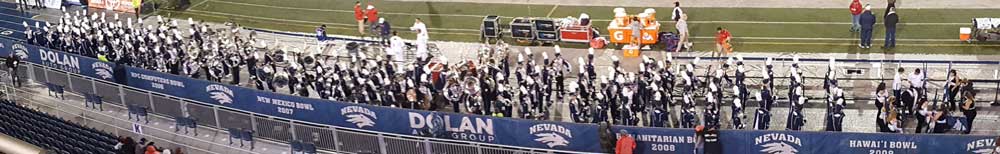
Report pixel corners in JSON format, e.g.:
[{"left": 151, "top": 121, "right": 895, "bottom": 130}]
[
  {"left": 190, "top": 0, "right": 212, "bottom": 9},
  {"left": 184, "top": 9, "right": 480, "bottom": 36},
  {"left": 206, "top": 0, "right": 968, "bottom": 26},
  {"left": 546, "top": 5, "right": 559, "bottom": 18}
]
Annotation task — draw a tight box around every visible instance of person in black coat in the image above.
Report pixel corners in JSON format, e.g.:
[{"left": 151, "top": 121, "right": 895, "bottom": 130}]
[
  {"left": 6, "top": 55, "right": 20, "bottom": 87},
  {"left": 883, "top": 7, "right": 899, "bottom": 49},
  {"left": 859, "top": 5, "right": 876, "bottom": 48}
]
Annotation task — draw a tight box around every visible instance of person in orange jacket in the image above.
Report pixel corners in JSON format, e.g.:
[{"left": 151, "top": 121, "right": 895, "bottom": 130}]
[
  {"left": 354, "top": 1, "right": 365, "bottom": 35},
  {"left": 849, "top": 0, "right": 863, "bottom": 32},
  {"left": 615, "top": 129, "right": 636, "bottom": 154},
  {"left": 715, "top": 27, "right": 733, "bottom": 56}
]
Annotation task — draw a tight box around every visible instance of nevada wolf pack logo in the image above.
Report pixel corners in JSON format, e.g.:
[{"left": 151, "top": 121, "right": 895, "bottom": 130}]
[
  {"left": 205, "top": 84, "right": 234, "bottom": 104},
  {"left": 529, "top": 123, "right": 573, "bottom": 148},
  {"left": 755, "top": 133, "right": 802, "bottom": 154},
  {"left": 967, "top": 138, "right": 997, "bottom": 154},
  {"left": 12, "top": 43, "right": 28, "bottom": 59},
  {"left": 91, "top": 63, "right": 114, "bottom": 79},
  {"left": 341, "top": 106, "right": 377, "bottom": 128}
]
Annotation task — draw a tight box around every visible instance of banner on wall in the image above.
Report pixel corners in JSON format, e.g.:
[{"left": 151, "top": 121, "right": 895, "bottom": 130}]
[
  {"left": 2, "top": 36, "right": 998, "bottom": 154},
  {"left": 89, "top": 0, "right": 141, "bottom": 13},
  {"left": 0, "top": 38, "right": 117, "bottom": 81},
  {"left": 613, "top": 126, "right": 697, "bottom": 154}
]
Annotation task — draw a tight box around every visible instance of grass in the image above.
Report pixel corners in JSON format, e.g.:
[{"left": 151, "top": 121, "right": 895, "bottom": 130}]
[{"left": 156, "top": 0, "right": 1000, "bottom": 54}]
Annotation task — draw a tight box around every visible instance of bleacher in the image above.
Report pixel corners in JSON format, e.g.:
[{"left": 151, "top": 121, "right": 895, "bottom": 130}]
[
  {"left": 0, "top": 2, "right": 37, "bottom": 40},
  {"left": 0, "top": 100, "right": 117, "bottom": 154}
]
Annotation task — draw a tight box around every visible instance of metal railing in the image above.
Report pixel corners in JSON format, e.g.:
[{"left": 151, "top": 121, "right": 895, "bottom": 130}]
[{"left": 18, "top": 60, "right": 572, "bottom": 154}]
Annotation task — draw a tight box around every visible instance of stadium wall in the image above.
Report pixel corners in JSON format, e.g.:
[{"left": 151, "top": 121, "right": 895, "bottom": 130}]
[{"left": 1, "top": 36, "right": 997, "bottom": 154}]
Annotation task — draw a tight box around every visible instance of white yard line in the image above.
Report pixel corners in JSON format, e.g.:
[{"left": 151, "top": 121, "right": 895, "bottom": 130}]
[
  {"left": 189, "top": 0, "right": 212, "bottom": 9},
  {"left": 546, "top": 5, "right": 559, "bottom": 18}
]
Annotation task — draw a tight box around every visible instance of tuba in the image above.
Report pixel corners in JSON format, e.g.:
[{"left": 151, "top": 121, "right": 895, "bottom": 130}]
[{"left": 273, "top": 70, "right": 289, "bottom": 88}]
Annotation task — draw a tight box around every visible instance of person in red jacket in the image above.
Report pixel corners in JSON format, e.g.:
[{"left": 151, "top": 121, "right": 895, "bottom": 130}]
[
  {"left": 354, "top": 1, "right": 365, "bottom": 35},
  {"left": 366, "top": 4, "right": 378, "bottom": 24},
  {"left": 366, "top": 4, "right": 379, "bottom": 38},
  {"left": 615, "top": 130, "right": 636, "bottom": 154},
  {"left": 849, "top": 0, "right": 863, "bottom": 32}
]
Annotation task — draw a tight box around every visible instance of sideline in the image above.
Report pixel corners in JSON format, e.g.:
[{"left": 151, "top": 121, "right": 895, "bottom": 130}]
[
  {"left": 208, "top": 0, "right": 967, "bottom": 25},
  {"left": 184, "top": 9, "right": 966, "bottom": 42}
]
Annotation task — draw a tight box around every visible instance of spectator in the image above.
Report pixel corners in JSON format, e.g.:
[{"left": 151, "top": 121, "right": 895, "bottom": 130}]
[
  {"left": 114, "top": 136, "right": 126, "bottom": 154},
  {"left": 161, "top": 148, "right": 171, "bottom": 154},
  {"left": 674, "top": 13, "right": 689, "bottom": 52},
  {"left": 122, "top": 137, "right": 136, "bottom": 154},
  {"left": 354, "top": 1, "right": 365, "bottom": 35},
  {"left": 715, "top": 27, "right": 732, "bottom": 56},
  {"left": 883, "top": 7, "right": 898, "bottom": 49},
  {"left": 858, "top": 4, "right": 875, "bottom": 49},
  {"left": 136, "top": 138, "right": 147, "bottom": 154},
  {"left": 173, "top": 148, "right": 184, "bottom": 154},
  {"left": 615, "top": 129, "right": 635, "bottom": 154},
  {"left": 6, "top": 54, "right": 20, "bottom": 87},
  {"left": 671, "top": 1, "right": 683, "bottom": 21},
  {"left": 315, "top": 25, "right": 327, "bottom": 42},
  {"left": 379, "top": 18, "right": 392, "bottom": 46},
  {"left": 144, "top": 142, "right": 157, "bottom": 154},
  {"left": 849, "top": 0, "right": 862, "bottom": 32}
]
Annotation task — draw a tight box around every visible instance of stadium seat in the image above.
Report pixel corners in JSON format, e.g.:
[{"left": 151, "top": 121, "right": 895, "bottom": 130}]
[
  {"left": 228, "top": 128, "right": 242, "bottom": 145},
  {"left": 0, "top": 100, "right": 116, "bottom": 153},
  {"left": 290, "top": 140, "right": 303, "bottom": 153},
  {"left": 302, "top": 142, "right": 317, "bottom": 154}
]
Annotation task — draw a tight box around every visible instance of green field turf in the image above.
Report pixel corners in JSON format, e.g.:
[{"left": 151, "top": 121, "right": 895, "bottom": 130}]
[{"left": 156, "top": 0, "right": 1000, "bottom": 54}]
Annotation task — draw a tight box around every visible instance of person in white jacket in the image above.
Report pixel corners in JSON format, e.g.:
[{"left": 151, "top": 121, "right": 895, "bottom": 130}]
[
  {"left": 389, "top": 31, "right": 405, "bottom": 62},
  {"left": 410, "top": 18, "right": 429, "bottom": 61}
]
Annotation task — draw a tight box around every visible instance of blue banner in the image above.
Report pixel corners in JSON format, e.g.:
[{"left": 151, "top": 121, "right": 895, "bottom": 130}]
[
  {"left": 719, "top": 130, "right": 997, "bottom": 154},
  {"left": 2, "top": 36, "right": 997, "bottom": 154},
  {"left": 614, "top": 126, "right": 697, "bottom": 154},
  {"left": 0, "top": 38, "right": 117, "bottom": 81}
]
